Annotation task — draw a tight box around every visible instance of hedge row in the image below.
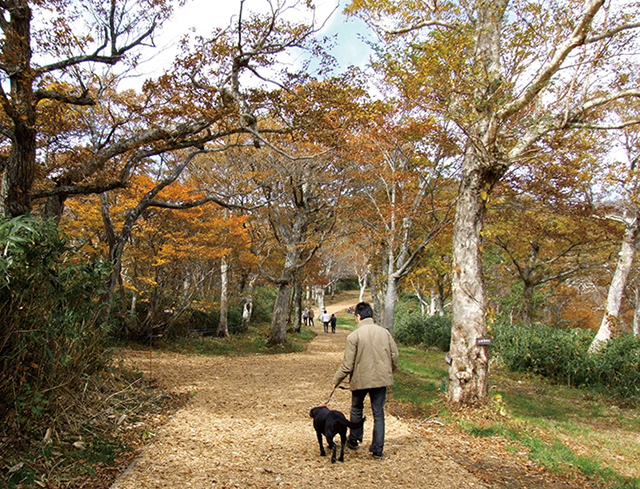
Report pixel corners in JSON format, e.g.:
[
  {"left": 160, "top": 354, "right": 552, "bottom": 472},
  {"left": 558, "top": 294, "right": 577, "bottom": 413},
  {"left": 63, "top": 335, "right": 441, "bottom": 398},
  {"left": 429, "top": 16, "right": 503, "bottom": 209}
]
[
  {"left": 393, "top": 310, "right": 640, "bottom": 401},
  {"left": 492, "top": 321, "right": 640, "bottom": 401}
]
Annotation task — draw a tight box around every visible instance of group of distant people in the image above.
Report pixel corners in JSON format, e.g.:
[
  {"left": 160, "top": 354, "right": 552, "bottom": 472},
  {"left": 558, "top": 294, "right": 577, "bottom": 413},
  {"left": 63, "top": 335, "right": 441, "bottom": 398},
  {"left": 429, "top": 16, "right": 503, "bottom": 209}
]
[{"left": 302, "top": 307, "right": 336, "bottom": 333}]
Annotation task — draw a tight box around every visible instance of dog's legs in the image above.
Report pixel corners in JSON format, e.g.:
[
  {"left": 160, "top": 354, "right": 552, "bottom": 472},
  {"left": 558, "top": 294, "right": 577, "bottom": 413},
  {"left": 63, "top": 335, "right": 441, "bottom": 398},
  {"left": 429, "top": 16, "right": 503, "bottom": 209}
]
[
  {"left": 327, "top": 434, "right": 337, "bottom": 463},
  {"left": 316, "top": 432, "right": 326, "bottom": 456},
  {"left": 338, "top": 432, "right": 346, "bottom": 462}
]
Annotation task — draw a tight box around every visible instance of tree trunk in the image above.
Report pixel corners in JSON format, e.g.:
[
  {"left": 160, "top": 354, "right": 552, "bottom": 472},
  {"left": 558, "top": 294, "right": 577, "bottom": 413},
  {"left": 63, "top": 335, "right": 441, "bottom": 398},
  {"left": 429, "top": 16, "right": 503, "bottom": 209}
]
[
  {"left": 358, "top": 272, "right": 368, "bottom": 303},
  {"left": 292, "top": 278, "right": 303, "bottom": 332},
  {"left": 413, "top": 284, "right": 427, "bottom": 317},
  {"left": 270, "top": 283, "right": 292, "bottom": 344},
  {"left": 369, "top": 271, "right": 384, "bottom": 325},
  {"left": 269, "top": 245, "right": 301, "bottom": 344},
  {"left": 446, "top": 0, "right": 510, "bottom": 406},
  {"left": 381, "top": 274, "right": 399, "bottom": 334},
  {"left": 316, "top": 285, "right": 326, "bottom": 312},
  {"left": 0, "top": 169, "right": 8, "bottom": 217},
  {"left": 522, "top": 280, "right": 535, "bottom": 325},
  {"left": 589, "top": 217, "right": 640, "bottom": 352},
  {"left": 217, "top": 255, "right": 230, "bottom": 337},
  {"left": 447, "top": 150, "right": 493, "bottom": 406},
  {"left": 429, "top": 287, "right": 436, "bottom": 316},
  {"left": 241, "top": 273, "right": 257, "bottom": 332},
  {"left": 5, "top": 3, "right": 36, "bottom": 217}
]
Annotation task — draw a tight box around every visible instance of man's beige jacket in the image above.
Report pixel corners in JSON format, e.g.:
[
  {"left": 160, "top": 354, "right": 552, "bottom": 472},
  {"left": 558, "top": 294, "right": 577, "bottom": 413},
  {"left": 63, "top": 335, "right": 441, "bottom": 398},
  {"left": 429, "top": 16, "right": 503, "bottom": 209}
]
[{"left": 333, "top": 318, "right": 399, "bottom": 391}]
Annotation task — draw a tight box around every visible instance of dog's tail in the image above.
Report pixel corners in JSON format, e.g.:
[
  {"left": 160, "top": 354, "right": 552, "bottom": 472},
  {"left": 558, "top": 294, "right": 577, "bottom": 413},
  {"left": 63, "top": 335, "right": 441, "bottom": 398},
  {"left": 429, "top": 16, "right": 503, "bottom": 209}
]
[{"left": 346, "top": 416, "right": 366, "bottom": 429}]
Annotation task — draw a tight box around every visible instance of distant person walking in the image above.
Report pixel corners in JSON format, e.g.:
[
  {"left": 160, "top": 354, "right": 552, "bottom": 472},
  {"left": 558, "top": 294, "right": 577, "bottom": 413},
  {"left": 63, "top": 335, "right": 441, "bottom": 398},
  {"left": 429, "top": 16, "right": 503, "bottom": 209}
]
[
  {"left": 302, "top": 308, "right": 309, "bottom": 326},
  {"left": 330, "top": 313, "right": 337, "bottom": 333},
  {"left": 321, "top": 309, "right": 331, "bottom": 333},
  {"left": 332, "top": 302, "right": 399, "bottom": 459},
  {"left": 308, "top": 308, "right": 315, "bottom": 327}
]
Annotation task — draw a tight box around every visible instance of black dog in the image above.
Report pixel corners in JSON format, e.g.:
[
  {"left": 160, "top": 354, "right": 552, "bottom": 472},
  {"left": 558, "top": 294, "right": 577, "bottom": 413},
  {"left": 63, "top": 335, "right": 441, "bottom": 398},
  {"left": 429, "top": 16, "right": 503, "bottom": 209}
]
[{"left": 309, "top": 406, "right": 366, "bottom": 463}]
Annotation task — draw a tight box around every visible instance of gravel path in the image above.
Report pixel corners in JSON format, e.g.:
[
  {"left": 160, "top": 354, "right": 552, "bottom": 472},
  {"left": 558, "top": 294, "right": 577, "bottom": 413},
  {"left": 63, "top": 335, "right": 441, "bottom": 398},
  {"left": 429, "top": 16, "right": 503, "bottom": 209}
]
[{"left": 110, "top": 301, "right": 486, "bottom": 489}]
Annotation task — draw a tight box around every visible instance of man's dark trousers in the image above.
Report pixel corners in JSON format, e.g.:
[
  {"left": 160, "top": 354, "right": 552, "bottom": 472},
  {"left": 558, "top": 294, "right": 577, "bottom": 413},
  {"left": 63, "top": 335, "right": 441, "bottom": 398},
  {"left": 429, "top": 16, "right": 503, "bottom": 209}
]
[{"left": 347, "top": 386, "right": 386, "bottom": 455}]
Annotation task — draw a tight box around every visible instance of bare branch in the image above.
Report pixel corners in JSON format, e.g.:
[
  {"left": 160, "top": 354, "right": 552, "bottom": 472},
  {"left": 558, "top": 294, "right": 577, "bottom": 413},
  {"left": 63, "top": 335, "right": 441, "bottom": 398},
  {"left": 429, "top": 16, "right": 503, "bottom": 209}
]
[
  {"left": 498, "top": 0, "right": 605, "bottom": 121},
  {"left": 146, "top": 195, "right": 250, "bottom": 211},
  {"left": 34, "top": 89, "right": 96, "bottom": 105},
  {"left": 378, "top": 19, "right": 457, "bottom": 35},
  {"left": 32, "top": 180, "right": 126, "bottom": 199},
  {"left": 37, "top": 12, "right": 157, "bottom": 75},
  {"left": 572, "top": 119, "right": 640, "bottom": 130},
  {"left": 585, "top": 21, "right": 640, "bottom": 43}
]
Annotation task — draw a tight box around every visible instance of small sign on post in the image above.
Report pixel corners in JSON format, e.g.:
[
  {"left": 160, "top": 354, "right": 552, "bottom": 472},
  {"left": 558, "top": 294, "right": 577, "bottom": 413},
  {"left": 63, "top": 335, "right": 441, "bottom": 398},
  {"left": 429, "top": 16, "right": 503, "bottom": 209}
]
[{"left": 476, "top": 337, "right": 492, "bottom": 346}]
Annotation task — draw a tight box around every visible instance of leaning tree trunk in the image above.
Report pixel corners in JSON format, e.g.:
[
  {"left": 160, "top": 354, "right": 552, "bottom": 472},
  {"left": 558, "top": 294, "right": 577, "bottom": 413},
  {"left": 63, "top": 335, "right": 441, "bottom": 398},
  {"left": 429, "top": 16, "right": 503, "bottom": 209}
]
[{"left": 589, "top": 217, "right": 640, "bottom": 352}]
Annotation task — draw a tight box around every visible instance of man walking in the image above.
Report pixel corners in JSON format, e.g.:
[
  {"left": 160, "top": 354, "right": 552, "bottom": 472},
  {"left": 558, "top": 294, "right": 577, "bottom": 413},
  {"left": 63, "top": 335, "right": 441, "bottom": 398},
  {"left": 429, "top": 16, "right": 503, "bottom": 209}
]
[
  {"left": 320, "top": 309, "right": 331, "bottom": 333},
  {"left": 332, "top": 302, "right": 399, "bottom": 459}
]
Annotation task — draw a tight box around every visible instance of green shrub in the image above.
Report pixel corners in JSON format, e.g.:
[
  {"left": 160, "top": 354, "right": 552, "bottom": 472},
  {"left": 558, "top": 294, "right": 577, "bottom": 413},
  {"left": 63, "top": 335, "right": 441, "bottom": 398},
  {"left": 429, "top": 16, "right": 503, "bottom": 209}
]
[
  {"left": 0, "top": 216, "right": 112, "bottom": 430},
  {"left": 493, "top": 321, "right": 640, "bottom": 402},
  {"left": 394, "top": 312, "right": 452, "bottom": 351},
  {"left": 582, "top": 334, "right": 640, "bottom": 401}
]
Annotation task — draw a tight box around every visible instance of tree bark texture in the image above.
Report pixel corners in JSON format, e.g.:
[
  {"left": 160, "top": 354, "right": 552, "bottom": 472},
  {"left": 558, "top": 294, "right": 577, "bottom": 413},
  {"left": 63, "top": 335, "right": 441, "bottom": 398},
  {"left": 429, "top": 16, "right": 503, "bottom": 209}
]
[
  {"left": 448, "top": 150, "right": 492, "bottom": 405},
  {"left": 4, "top": 2, "right": 36, "bottom": 216},
  {"left": 382, "top": 274, "right": 399, "bottom": 334},
  {"left": 292, "top": 278, "right": 303, "bottom": 332},
  {"left": 270, "top": 283, "right": 292, "bottom": 344}
]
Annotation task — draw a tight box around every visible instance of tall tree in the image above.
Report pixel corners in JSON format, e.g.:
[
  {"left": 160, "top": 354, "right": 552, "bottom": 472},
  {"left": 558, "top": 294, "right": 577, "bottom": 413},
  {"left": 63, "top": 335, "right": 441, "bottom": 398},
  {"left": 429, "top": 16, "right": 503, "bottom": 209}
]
[
  {"left": 0, "top": 0, "right": 171, "bottom": 216},
  {"left": 347, "top": 104, "right": 456, "bottom": 333},
  {"left": 247, "top": 145, "right": 341, "bottom": 344},
  {"left": 590, "top": 121, "right": 640, "bottom": 350},
  {"left": 349, "top": 0, "right": 640, "bottom": 405}
]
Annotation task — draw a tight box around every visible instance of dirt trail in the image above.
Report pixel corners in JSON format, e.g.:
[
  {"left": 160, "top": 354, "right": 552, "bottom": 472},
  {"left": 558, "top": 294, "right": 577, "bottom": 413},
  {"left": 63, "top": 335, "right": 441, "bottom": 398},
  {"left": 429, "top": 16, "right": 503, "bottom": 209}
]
[{"left": 111, "top": 296, "right": 486, "bottom": 488}]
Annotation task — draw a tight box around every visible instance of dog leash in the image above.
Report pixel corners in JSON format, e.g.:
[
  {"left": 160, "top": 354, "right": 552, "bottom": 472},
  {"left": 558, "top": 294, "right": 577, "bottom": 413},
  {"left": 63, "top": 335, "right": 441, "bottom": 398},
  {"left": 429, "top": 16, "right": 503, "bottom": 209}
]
[{"left": 322, "top": 384, "right": 347, "bottom": 405}]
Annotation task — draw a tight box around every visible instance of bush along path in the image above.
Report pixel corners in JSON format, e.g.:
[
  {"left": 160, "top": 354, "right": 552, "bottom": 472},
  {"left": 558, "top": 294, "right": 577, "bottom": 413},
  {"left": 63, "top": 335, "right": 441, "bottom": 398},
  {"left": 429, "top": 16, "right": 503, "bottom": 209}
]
[{"left": 110, "top": 323, "right": 487, "bottom": 488}]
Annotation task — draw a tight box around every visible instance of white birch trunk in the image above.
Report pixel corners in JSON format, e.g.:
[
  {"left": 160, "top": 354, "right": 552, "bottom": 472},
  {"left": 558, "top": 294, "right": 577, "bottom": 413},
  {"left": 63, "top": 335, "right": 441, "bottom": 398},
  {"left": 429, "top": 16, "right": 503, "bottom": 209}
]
[
  {"left": 242, "top": 273, "right": 257, "bottom": 331},
  {"left": 589, "top": 219, "right": 639, "bottom": 352},
  {"left": 358, "top": 269, "right": 368, "bottom": 303},
  {"left": 315, "top": 285, "right": 326, "bottom": 312},
  {"left": 217, "top": 255, "right": 229, "bottom": 337}
]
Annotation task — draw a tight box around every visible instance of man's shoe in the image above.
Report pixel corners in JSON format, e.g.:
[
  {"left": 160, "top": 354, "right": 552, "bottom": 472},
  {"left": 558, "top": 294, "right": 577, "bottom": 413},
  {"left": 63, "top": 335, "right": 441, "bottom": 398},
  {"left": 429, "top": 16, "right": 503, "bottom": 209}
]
[
  {"left": 346, "top": 440, "right": 359, "bottom": 450},
  {"left": 371, "top": 452, "right": 383, "bottom": 459}
]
